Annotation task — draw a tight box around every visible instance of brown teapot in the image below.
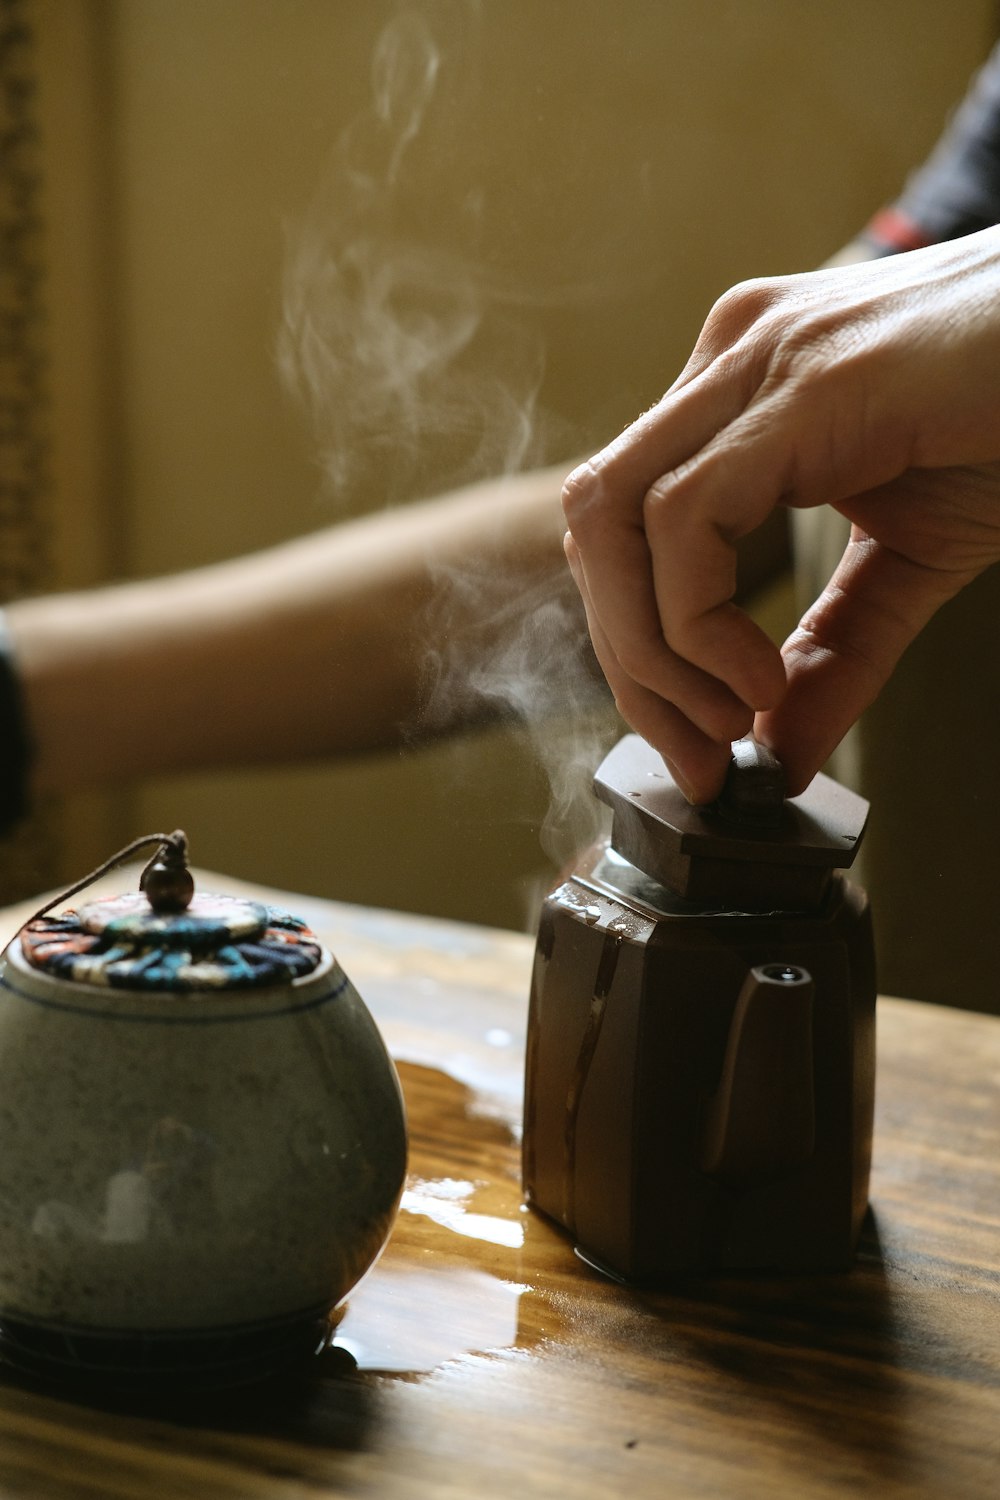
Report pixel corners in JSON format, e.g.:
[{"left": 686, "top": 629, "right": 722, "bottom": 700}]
[{"left": 523, "top": 735, "right": 875, "bottom": 1278}]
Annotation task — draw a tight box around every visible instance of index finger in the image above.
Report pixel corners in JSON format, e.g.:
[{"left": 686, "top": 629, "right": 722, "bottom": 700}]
[
  {"left": 562, "top": 459, "right": 757, "bottom": 745},
  {"left": 642, "top": 398, "right": 801, "bottom": 712},
  {"left": 562, "top": 361, "right": 771, "bottom": 721}
]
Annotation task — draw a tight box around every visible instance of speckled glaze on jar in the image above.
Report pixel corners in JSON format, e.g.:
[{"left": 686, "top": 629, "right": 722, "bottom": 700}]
[{"left": 0, "top": 896, "right": 406, "bottom": 1382}]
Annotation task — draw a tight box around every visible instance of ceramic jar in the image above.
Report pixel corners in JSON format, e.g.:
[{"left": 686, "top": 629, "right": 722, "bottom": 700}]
[{"left": 0, "top": 888, "right": 407, "bottom": 1387}]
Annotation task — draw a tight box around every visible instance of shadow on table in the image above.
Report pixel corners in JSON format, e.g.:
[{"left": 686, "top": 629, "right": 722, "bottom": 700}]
[
  {"left": 0, "top": 1340, "right": 383, "bottom": 1453},
  {"left": 617, "top": 1209, "right": 915, "bottom": 1482}
]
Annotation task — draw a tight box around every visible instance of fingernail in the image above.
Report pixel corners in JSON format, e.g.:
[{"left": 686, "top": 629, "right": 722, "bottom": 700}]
[{"left": 664, "top": 761, "right": 698, "bottom": 803}]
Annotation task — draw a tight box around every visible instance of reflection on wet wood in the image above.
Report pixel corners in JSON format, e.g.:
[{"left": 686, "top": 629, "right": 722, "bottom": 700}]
[{"left": 0, "top": 874, "right": 998, "bottom": 1498}]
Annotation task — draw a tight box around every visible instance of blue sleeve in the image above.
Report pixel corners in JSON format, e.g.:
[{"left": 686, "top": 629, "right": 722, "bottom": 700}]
[{"left": 862, "top": 43, "right": 1000, "bottom": 253}]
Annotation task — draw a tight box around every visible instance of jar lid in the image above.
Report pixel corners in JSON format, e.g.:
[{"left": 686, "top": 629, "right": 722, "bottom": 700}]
[{"left": 19, "top": 892, "right": 323, "bottom": 993}]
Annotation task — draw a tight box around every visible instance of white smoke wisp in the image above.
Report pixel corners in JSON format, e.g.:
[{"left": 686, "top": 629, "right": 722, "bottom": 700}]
[
  {"left": 370, "top": 11, "right": 442, "bottom": 187},
  {"left": 277, "top": 7, "right": 551, "bottom": 506},
  {"left": 421, "top": 560, "right": 620, "bottom": 871},
  {"left": 278, "top": 5, "right": 620, "bottom": 881}
]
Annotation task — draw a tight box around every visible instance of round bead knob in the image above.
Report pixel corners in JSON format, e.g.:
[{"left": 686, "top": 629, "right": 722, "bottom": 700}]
[{"left": 141, "top": 831, "right": 194, "bottom": 914}]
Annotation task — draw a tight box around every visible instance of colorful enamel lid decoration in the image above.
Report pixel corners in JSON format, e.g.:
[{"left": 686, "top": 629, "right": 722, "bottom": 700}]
[{"left": 17, "top": 829, "right": 322, "bottom": 992}]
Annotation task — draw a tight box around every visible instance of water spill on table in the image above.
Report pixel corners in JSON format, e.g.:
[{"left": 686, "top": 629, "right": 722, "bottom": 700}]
[
  {"left": 327, "top": 1057, "right": 563, "bottom": 1374},
  {"left": 332, "top": 1262, "right": 530, "bottom": 1373},
  {"left": 400, "top": 1178, "right": 525, "bottom": 1249}
]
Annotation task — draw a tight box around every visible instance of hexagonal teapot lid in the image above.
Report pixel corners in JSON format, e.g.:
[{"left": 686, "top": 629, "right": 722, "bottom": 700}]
[{"left": 594, "top": 735, "right": 869, "bottom": 912}]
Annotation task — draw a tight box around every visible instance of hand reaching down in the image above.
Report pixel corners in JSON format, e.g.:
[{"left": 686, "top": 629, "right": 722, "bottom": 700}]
[{"left": 563, "top": 226, "right": 1000, "bottom": 801}]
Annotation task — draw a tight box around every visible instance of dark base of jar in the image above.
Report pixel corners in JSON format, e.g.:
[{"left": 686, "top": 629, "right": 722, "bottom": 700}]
[{"left": 0, "top": 1307, "right": 337, "bottom": 1394}]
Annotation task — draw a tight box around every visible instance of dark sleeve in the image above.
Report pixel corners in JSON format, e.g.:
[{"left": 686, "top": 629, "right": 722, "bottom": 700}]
[{"left": 860, "top": 42, "right": 1000, "bottom": 255}]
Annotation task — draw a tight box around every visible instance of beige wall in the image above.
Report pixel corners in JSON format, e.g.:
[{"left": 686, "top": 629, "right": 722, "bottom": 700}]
[{"left": 36, "top": 0, "right": 999, "bottom": 927}]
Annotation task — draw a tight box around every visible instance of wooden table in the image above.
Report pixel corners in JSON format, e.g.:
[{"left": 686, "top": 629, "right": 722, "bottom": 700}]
[{"left": 0, "top": 869, "right": 997, "bottom": 1498}]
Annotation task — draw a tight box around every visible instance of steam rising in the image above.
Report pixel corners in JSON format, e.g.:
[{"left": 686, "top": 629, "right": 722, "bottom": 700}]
[
  {"left": 422, "top": 560, "right": 618, "bottom": 869},
  {"left": 371, "top": 13, "right": 441, "bottom": 183},
  {"left": 279, "top": 6, "right": 619, "bottom": 879},
  {"left": 278, "top": 8, "right": 551, "bottom": 503}
]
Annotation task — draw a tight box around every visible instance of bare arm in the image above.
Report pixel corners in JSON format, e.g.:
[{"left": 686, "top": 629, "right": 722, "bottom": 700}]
[{"left": 8, "top": 465, "right": 569, "bottom": 794}]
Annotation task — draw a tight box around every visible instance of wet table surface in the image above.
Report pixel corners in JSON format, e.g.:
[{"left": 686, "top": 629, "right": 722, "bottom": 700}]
[{"left": 0, "top": 869, "right": 998, "bottom": 1498}]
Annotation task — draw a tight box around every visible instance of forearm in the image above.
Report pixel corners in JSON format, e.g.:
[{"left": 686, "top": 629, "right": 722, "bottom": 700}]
[{"left": 8, "top": 465, "right": 569, "bottom": 794}]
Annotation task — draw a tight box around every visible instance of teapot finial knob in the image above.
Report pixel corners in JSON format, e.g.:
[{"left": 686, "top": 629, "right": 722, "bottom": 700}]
[{"left": 717, "top": 737, "right": 786, "bottom": 826}]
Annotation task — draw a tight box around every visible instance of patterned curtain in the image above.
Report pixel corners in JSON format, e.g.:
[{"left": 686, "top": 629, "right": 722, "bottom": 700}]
[{"left": 0, "top": 0, "right": 57, "bottom": 899}]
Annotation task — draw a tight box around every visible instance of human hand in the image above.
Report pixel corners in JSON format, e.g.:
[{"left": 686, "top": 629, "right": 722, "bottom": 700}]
[{"left": 562, "top": 226, "right": 1000, "bottom": 800}]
